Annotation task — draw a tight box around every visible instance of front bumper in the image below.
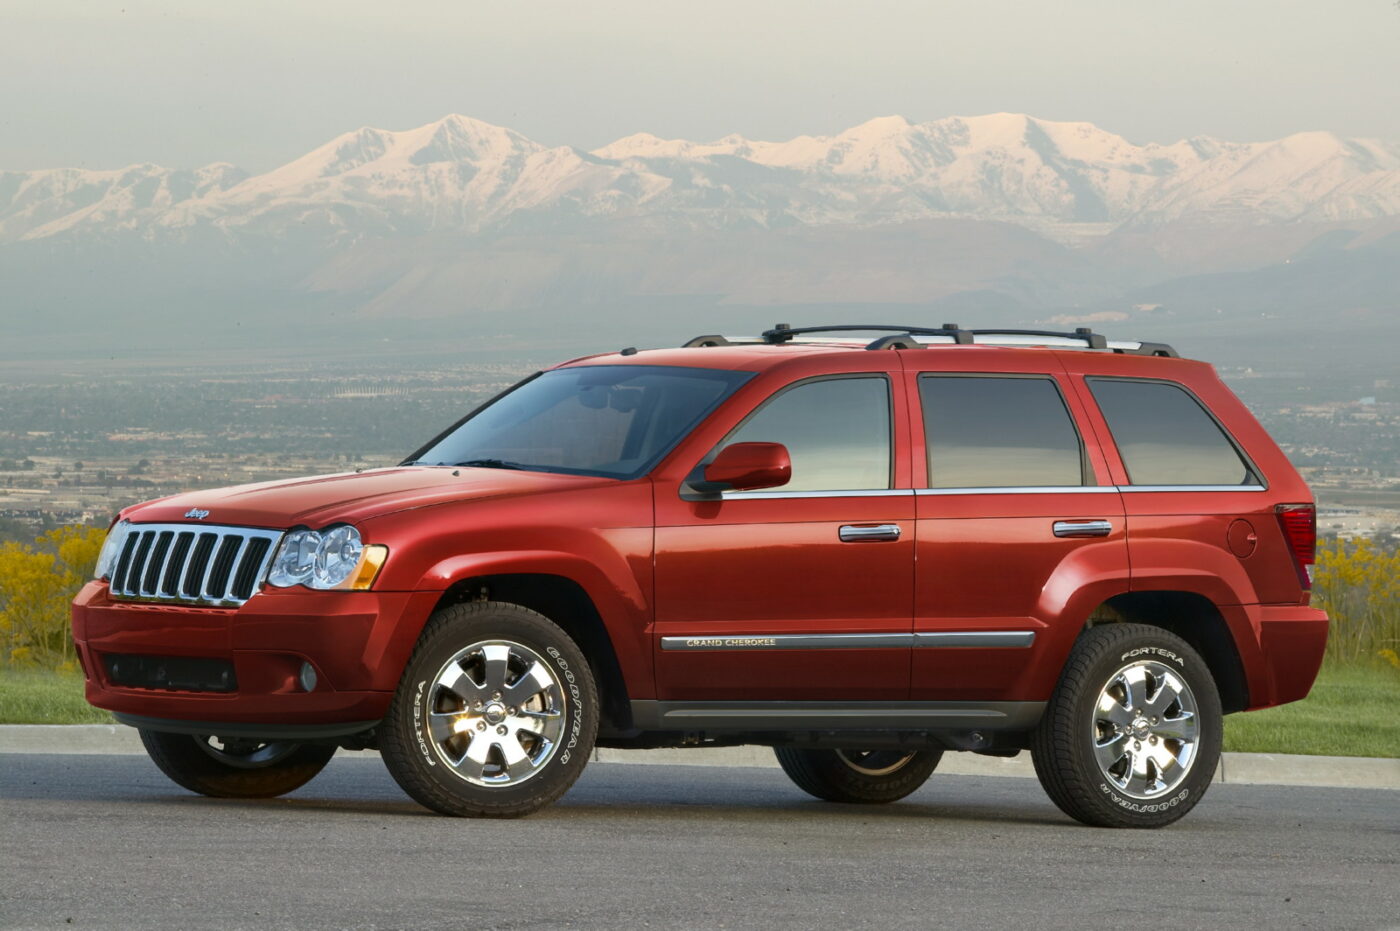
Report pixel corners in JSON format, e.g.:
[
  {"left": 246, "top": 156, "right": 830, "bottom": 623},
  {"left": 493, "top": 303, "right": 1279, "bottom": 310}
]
[{"left": 71, "top": 581, "right": 440, "bottom": 727}]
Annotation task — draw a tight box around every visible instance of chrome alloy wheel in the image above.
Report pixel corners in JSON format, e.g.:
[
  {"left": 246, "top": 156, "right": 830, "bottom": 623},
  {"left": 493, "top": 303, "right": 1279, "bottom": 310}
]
[
  {"left": 1092, "top": 660, "right": 1200, "bottom": 799},
  {"left": 835, "top": 749, "right": 919, "bottom": 777},
  {"left": 424, "top": 640, "right": 566, "bottom": 788},
  {"left": 194, "top": 736, "right": 301, "bottom": 769}
]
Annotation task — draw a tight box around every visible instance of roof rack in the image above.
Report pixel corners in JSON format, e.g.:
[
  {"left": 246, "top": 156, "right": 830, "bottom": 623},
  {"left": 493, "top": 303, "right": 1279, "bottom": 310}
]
[{"left": 682, "top": 323, "right": 1178, "bottom": 358}]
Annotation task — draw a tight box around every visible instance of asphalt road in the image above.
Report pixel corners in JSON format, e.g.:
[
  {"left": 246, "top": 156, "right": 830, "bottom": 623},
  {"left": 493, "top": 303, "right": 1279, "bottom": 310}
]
[{"left": 2, "top": 753, "right": 1397, "bottom": 931}]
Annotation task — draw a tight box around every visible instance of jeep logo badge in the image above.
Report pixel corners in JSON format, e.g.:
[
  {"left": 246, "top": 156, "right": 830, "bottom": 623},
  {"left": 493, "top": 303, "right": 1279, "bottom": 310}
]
[{"left": 184, "top": 508, "right": 210, "bottom": 520}]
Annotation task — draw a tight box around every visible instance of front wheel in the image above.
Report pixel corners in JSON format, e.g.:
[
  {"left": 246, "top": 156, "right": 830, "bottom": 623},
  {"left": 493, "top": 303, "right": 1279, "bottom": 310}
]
[
  {"left": 774, "top": 747, "right": 942, "bottom": 803},
  {"left": 1031, "top": 623, "right": 1222, "bottom": 828},
  {"left": 379, "top": 602, "right": 598, "bottom": 818},
  {"left": 139, "top": 730, "right": 336, "bottom": 798}
]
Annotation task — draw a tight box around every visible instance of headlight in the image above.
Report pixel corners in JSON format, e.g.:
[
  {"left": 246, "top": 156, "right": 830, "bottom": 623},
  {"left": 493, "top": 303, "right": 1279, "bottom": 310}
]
[
  {"left": 95, "top": 519, "right": 131, "bottom": 580},
  {"left": 267, "top": 524, "right": 387, "bottom": 591}
]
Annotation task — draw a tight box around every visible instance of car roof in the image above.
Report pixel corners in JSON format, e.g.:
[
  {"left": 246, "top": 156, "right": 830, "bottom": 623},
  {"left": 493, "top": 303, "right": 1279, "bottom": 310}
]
[
  {"left": 554, "top": 325, "right": 1191, "bottom": 376},
  {"left": 555, "top": 341, "right": 1199, "bottom": 378}
]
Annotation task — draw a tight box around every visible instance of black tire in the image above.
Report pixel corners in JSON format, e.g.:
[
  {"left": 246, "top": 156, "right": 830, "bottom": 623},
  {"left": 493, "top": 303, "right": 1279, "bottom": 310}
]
[
  {"left": 774, "top": 747, "right": 942, "bottom": 803},
  {"left": 1031, "top": 623, "right": 1222, "bottom": 828},
  {"left": 139, "top": 730, "right": 336, "bottom": 798},
  {"left": 379, "top": 601, "right": 598, "bottom": 818}
]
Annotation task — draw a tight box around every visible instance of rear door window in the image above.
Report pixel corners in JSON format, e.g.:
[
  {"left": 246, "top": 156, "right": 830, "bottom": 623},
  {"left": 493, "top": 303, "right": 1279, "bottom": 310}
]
[
  {"left": 1088, "top": 378, "right": 1252, "bottom": 486},
  {"left": 919, "top": 375, "right": 1086, "bottom": 488}
]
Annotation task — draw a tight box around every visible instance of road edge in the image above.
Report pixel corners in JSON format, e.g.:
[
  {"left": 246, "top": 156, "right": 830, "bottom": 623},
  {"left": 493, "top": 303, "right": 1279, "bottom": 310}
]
[{"left": 2, "top": 724, "right": 1396, "bottom": 790}]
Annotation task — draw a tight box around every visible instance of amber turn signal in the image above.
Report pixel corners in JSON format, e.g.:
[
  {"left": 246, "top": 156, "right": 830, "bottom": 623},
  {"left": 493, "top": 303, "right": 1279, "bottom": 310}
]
[{"left": 344, "top": 544, "right": 389, "bottom": 591}]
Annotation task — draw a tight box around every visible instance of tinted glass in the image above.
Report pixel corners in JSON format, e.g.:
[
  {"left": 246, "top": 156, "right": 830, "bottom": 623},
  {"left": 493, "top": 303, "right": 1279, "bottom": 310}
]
[
  {"left": 1089, "top": 378, "right": 1251, "bottom": 485},
  {"left": 920, "top": 376, "right": 1084, "bottom": 488},
  {"left": 721, "top": 377, "right": 891, "bottom": 491},
  {"left": 413, "top": 365, "right": 750, "bottom": 479}
]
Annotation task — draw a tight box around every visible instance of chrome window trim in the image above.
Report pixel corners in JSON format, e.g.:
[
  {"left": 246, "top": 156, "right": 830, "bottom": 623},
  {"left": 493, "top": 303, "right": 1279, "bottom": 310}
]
[
  {"left": 660, "top": 631, "right": 1035, "bottom": 651},
  {"left": 916, "top": 485, "right": 1117, "bottom": 496},
  {"left": 1118, "top": 484, "right": 1267, "bottom": 493},
  {"left": 721, "top": 488, "right": 915, "bottom": 500},
  {"left": 718, "top": 483, "right": 1266, "bottom": 499}
]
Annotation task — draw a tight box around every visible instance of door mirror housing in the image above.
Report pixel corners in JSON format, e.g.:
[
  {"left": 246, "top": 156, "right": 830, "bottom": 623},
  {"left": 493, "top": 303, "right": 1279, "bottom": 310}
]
[{"left": 700, "top": 442, "right": 792, "bottom": 493}]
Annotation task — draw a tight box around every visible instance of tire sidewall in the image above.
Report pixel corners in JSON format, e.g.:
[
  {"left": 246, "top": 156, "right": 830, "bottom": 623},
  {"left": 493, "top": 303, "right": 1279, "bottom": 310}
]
[
  {"left": 775, "top": 747, "right": 942, "bottom": 804},
  {"left": 385, "top": 605, "right": 598, "bottom": 815},
  {"left": 139, "top": 729, "right": 335, "bottom": 798},
  {"left": 1071, "top": 632, "right": 1222, "bottom": 826}
]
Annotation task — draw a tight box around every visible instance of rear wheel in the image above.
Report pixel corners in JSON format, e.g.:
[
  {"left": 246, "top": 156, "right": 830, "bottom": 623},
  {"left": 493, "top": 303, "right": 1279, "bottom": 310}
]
[
  {"left": 1031, "top": 623, "right": 1222, "bottom": 828},
  {"left": 139, "top": 730, "right": 336, "bottom": 798},
  {"left": 774, "top": 747, "right": 942, "bottom": 803},
  {"left": 380, "top": 601, "right": 598, "bottom": 818}
]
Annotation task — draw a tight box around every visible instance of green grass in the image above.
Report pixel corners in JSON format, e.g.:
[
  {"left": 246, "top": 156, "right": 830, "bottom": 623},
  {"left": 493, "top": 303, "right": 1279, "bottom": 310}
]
[
  {"left": 1223, "top": 663, "right": 1400, "bottom": 758},
  {"left": 0, "top": 664, "right": 1396, "bottom": 758},
  {"left": 0, "top": 668, "right": 113, "bottom": 724}
]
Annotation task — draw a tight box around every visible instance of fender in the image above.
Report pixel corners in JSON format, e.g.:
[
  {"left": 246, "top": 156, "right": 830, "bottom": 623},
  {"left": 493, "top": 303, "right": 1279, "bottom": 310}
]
[
  {"left": 1127, "top": 538, "right": 1260, "bottom": 606},
  {"left": 416, "top": 547, "right": 654, "bottom": 699},
  {"left": 1019, "top": 541, "right": 1133, "bottom": 700}
]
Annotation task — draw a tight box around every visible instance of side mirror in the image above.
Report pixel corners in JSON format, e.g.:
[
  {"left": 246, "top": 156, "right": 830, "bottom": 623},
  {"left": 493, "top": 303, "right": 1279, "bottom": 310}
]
[{"left": 701, "top": 442, "right": 791, "bottom": 492}]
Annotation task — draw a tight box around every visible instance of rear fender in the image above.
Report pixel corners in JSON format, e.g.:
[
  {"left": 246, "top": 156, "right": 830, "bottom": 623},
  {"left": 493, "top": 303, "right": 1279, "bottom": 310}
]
[
  {"left": 1020, "top": 542, "right": 1132, "bottom": 699},
  {"left": 1129, "top": 538, "right": 1260, "bottom": 606}
]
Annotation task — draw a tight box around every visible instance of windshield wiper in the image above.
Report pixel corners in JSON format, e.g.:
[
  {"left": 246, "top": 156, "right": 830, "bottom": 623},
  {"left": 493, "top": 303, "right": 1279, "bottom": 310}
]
[{"left": 453, "top": 458, "right": 529, "bottom": 470}]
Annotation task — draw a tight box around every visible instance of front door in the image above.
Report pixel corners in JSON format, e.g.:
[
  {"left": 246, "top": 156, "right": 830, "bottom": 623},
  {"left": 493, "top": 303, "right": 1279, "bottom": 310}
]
[{"left": 654, "top": 371, "right": 915, "bottom": 701}]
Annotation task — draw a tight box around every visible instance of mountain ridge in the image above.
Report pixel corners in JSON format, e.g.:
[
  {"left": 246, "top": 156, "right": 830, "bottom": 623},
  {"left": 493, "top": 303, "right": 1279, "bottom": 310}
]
[{"left": 3, "top": 113, "right": 1398, "bottom": 246}]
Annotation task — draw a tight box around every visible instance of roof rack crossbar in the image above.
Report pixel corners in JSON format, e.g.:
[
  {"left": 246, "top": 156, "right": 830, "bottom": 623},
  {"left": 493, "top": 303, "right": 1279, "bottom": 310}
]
[
  {"left": 682, "top": 324, "right": 1177, "bottom": 357},
  {"left": 761, "top": 323, "right": 972, "bottom": 344}
]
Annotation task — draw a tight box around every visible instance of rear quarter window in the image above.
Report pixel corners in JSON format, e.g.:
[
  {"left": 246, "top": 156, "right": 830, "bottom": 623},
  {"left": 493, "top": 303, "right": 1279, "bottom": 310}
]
[{"left": 1088, "top": 378, "right": 1253, "bottom": 486}]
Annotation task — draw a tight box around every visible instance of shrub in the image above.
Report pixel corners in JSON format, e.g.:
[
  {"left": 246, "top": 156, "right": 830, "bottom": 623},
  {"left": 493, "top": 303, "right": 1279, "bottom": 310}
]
[
  {"left": 0, "top": 526, "right": 104, "bottom": 669},
  {"left": 1312, "top": 536, "right": 1400, "bottom": 667}
]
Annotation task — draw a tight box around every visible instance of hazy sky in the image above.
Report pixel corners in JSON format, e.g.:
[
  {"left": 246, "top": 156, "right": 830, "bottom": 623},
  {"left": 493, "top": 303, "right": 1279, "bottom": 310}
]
[{"left": 4, "top": 0, "right": 1399, "bottom": 171}]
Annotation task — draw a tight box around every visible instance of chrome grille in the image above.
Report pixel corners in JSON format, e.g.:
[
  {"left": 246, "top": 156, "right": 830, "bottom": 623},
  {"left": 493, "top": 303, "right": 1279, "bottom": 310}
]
[{"left": 109, "top": 523, "right": 283, "bottom": 608}]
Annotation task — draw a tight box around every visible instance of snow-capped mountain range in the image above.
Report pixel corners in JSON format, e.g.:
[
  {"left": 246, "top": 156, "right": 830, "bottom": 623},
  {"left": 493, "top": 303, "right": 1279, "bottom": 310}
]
[{"left": 4, "top": 113, "right": 1399, "bottom": 245}]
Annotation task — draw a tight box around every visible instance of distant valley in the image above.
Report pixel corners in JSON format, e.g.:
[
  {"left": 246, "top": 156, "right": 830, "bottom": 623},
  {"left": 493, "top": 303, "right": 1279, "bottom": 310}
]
[{"left": 0, "top": 113, "right": 1396, "bottom": 371}]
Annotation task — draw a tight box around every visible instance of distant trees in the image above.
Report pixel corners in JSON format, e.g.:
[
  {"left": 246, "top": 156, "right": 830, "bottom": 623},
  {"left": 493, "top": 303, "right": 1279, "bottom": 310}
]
[{"left": 0, "top": 525, "right": 1395, "bottom": 675}]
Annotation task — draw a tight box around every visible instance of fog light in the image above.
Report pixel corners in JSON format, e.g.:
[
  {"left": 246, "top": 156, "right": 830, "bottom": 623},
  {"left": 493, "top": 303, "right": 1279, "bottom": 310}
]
[{"left": 299, "top": 662, "right": 318, "bottom": 692}]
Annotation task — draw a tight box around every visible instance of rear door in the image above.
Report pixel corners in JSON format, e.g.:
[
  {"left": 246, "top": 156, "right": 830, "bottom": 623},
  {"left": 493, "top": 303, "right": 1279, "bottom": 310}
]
[{"left": 909, "top": 353, "right": 1129, "bottom": 701}]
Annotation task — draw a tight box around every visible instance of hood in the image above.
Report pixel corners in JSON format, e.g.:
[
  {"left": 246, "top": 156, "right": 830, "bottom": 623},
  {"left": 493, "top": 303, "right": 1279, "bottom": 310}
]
[{"left": 121, "top": 466, "right": 615, "bottom": 529}]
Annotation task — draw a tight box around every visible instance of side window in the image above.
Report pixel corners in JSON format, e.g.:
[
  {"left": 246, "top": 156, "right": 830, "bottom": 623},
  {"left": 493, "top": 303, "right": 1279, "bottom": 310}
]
[
  {"left": 720, "top": 377, "right": 891, "bottom": 491},
  {"left": 1089, "top": 378, "right": 1252, "bottom": 486},
  {"left": 919, "top": 375, "right": 1085, "bottom": 488}
]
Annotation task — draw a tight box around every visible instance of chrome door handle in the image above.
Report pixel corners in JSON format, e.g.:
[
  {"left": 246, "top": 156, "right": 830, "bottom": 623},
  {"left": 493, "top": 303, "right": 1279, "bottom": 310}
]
[
  {"left": 1053, "top": 520, "right": 1112, "bottom": 538},
  {"left": 839, "top": 524, "right": 902, "bottom": 542}
]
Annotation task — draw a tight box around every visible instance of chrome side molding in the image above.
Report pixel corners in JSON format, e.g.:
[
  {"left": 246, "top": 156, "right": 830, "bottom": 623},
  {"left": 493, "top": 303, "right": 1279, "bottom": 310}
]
[{"left": 660, "top": 631, "right": 1036, "bottom": 651}]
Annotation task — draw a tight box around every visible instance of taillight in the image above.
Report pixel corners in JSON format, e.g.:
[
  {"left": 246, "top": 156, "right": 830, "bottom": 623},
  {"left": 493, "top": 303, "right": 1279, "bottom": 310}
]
[{"left": 1276, "top": 503, "right": 1316, "bottom": 590}]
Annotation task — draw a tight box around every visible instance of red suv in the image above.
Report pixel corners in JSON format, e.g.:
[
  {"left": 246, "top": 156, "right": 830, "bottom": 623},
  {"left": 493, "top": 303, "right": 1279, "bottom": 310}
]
[{"left": 71, "top": 324, "right": 1328, "bottom": 828}]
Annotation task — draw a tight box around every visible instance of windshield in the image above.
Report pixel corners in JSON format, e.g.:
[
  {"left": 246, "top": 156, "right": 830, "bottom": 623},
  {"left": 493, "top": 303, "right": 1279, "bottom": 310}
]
[{"left": 408, "top": 365, "right": 753, "bottom": 479}]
